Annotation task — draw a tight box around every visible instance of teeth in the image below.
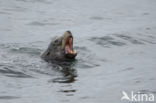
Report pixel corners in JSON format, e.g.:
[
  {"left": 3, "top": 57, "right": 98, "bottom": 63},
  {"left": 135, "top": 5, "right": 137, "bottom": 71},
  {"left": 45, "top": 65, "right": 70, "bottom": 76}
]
[
  {"left": 72, "top": 50, "right": 76, "bottom": 54},
  {"left": 65, "top": 45, "right": 69, "bottom": 54},
  {"left": 73, "top": 50, "right": 76, "bottom": 54},
  {"left": 70, "top": 50, "right": 73, "bottom": 53}
]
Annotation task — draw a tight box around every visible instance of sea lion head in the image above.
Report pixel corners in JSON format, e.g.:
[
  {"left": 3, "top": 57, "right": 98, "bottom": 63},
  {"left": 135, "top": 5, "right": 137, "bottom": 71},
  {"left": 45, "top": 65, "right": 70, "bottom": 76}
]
[
  {"left": 61, "top": 31, "right": 77, "bottom": 59},
  {"left": 41, "top": 31, "right": 77, "bottom": 61}
]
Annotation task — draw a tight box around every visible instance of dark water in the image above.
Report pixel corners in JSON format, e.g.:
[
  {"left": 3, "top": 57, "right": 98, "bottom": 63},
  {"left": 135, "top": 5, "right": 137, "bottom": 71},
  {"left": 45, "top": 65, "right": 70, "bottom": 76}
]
[{"left": 0, "top": 0, "right": 156, "bottom": 103}]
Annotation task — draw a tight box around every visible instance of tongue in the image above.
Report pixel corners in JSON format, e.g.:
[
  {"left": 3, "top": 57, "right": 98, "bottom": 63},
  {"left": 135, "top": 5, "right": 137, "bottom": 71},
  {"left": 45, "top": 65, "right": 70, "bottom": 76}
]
[{"left": 65, "top": 45, "right": 71, "bottom": 54}]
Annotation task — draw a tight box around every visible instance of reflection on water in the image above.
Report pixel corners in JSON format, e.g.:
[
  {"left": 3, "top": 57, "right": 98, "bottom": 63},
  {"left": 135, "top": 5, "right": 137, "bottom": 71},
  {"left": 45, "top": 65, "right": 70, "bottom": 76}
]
[
  {"left": 47, "top": 60, "right": 77, "bottom": 98},
  {"left": 49, "top": 60, "right": 77, "bottom": 83}
]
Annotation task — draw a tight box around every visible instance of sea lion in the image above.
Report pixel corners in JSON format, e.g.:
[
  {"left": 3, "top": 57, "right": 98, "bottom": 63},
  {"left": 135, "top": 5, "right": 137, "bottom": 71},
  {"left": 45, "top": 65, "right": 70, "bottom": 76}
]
[{"left": 41, "top": 31, "right": 77, "bottom": 61}]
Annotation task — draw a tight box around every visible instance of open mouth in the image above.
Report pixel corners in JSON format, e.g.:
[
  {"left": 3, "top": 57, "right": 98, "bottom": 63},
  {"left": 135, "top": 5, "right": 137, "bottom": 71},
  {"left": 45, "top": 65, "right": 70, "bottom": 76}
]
[{"left": 64, "top": 36, "right": 77, "bottom": 58}]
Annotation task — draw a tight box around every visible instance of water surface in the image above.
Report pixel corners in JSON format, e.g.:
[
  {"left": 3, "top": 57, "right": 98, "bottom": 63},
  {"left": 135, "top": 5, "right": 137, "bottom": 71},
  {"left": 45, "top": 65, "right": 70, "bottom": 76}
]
[{"left": 0, "top": 0, "right": 156, "bottom": 103}]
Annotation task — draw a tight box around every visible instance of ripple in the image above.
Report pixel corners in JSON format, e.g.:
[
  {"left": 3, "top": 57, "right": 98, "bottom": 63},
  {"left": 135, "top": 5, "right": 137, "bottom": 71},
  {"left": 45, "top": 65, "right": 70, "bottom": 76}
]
[
  {"left": 45, "top": 60, "right": 78, "bottom": 83},
  {"left": 2, "top": 7, "right": 26, "bottom": 12},
  {"left": 140, "top": 39, "right": 156, "bottom": 44},
  {"left": 79, "top": 96, "right": 90, "bottom": 100},
  {"left": 51, "top": 67, "right": 77, "bottom": 83},
  {"left": 58, "top": 89, "right": 76, "bottom": 97},
  {"left": 74, "top": 45, "right": 101, "bottom": 69},
  {"left": 77, "top": 61, "right": 100, "bottom": 69},
  {"left": 11, "top": 47, "right": 42, "bottom": 56},
  {"left": 59, "top": 89, "right": 76, "bottom": 93},
  {"left": 89, "top": 36, "right": 126, "bottom": 47},
  {"left": 52, "top": 76, "right": 76, "bottom": 83},
  {"left": 0, "top": 65, "right": 33, "bottom": 78},
  {"left": 138, "top": 89, "right": 156, "bottom": 94},
  {"left": 115, "top": 34, "right": 144, "bottom": 44},
  {"left": 74, "top": 46, "right": 89, "bottom": 52},
  {"left": 142, "top": 12, "right": 150, "bottom": 16},
  {"left": 27, "top": 21, "right": 59, "bottom": 26},
  {"left": 16, "top": 0, "right": 52, "bottom": 4},
  {"left": 90, "top": 16, "right": 104, "bottom": 20},
  {"left": 120, "top": 67, "right": 135, "bottom": 72},
  {"left": 0, "top": 96, "right": 20, "bottom": 99},
  {"left": 0, "top": 43, "right": 42, "bottom": 56},
  {"left": 0, "top": 11, "right": 11, "bottom": 15}
]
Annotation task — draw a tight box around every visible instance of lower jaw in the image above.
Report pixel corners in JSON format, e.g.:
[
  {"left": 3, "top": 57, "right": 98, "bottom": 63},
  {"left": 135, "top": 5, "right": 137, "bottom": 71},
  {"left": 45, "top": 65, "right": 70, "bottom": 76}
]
[
  {"left": 66, "top": 50, "right": 76, "bottom": 54},
  {"left": 65, "top": 54, "right": 77, "bottom": 59},
  {"left": 65, "top": 50, "right": 77, "bottom": 59}
]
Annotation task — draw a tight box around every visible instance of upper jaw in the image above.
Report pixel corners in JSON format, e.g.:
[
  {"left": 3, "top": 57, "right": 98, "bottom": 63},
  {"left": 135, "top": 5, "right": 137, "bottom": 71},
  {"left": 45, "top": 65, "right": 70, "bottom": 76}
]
[
  {"left": 61, "top": 31, "right": 72, "bottom": 49},
  {"left": 61, "top": 32, "right": 77, "bottom": 59}
]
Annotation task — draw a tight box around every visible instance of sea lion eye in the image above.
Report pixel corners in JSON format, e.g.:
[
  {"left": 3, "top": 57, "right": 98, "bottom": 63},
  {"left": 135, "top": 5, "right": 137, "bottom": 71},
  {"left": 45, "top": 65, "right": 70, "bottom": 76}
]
[
  {"left": 55, "top": 39, "right": 58, "bottom": 43},
  {"left": 54, "top": 39, "right": 61, "bottom": 45}
]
